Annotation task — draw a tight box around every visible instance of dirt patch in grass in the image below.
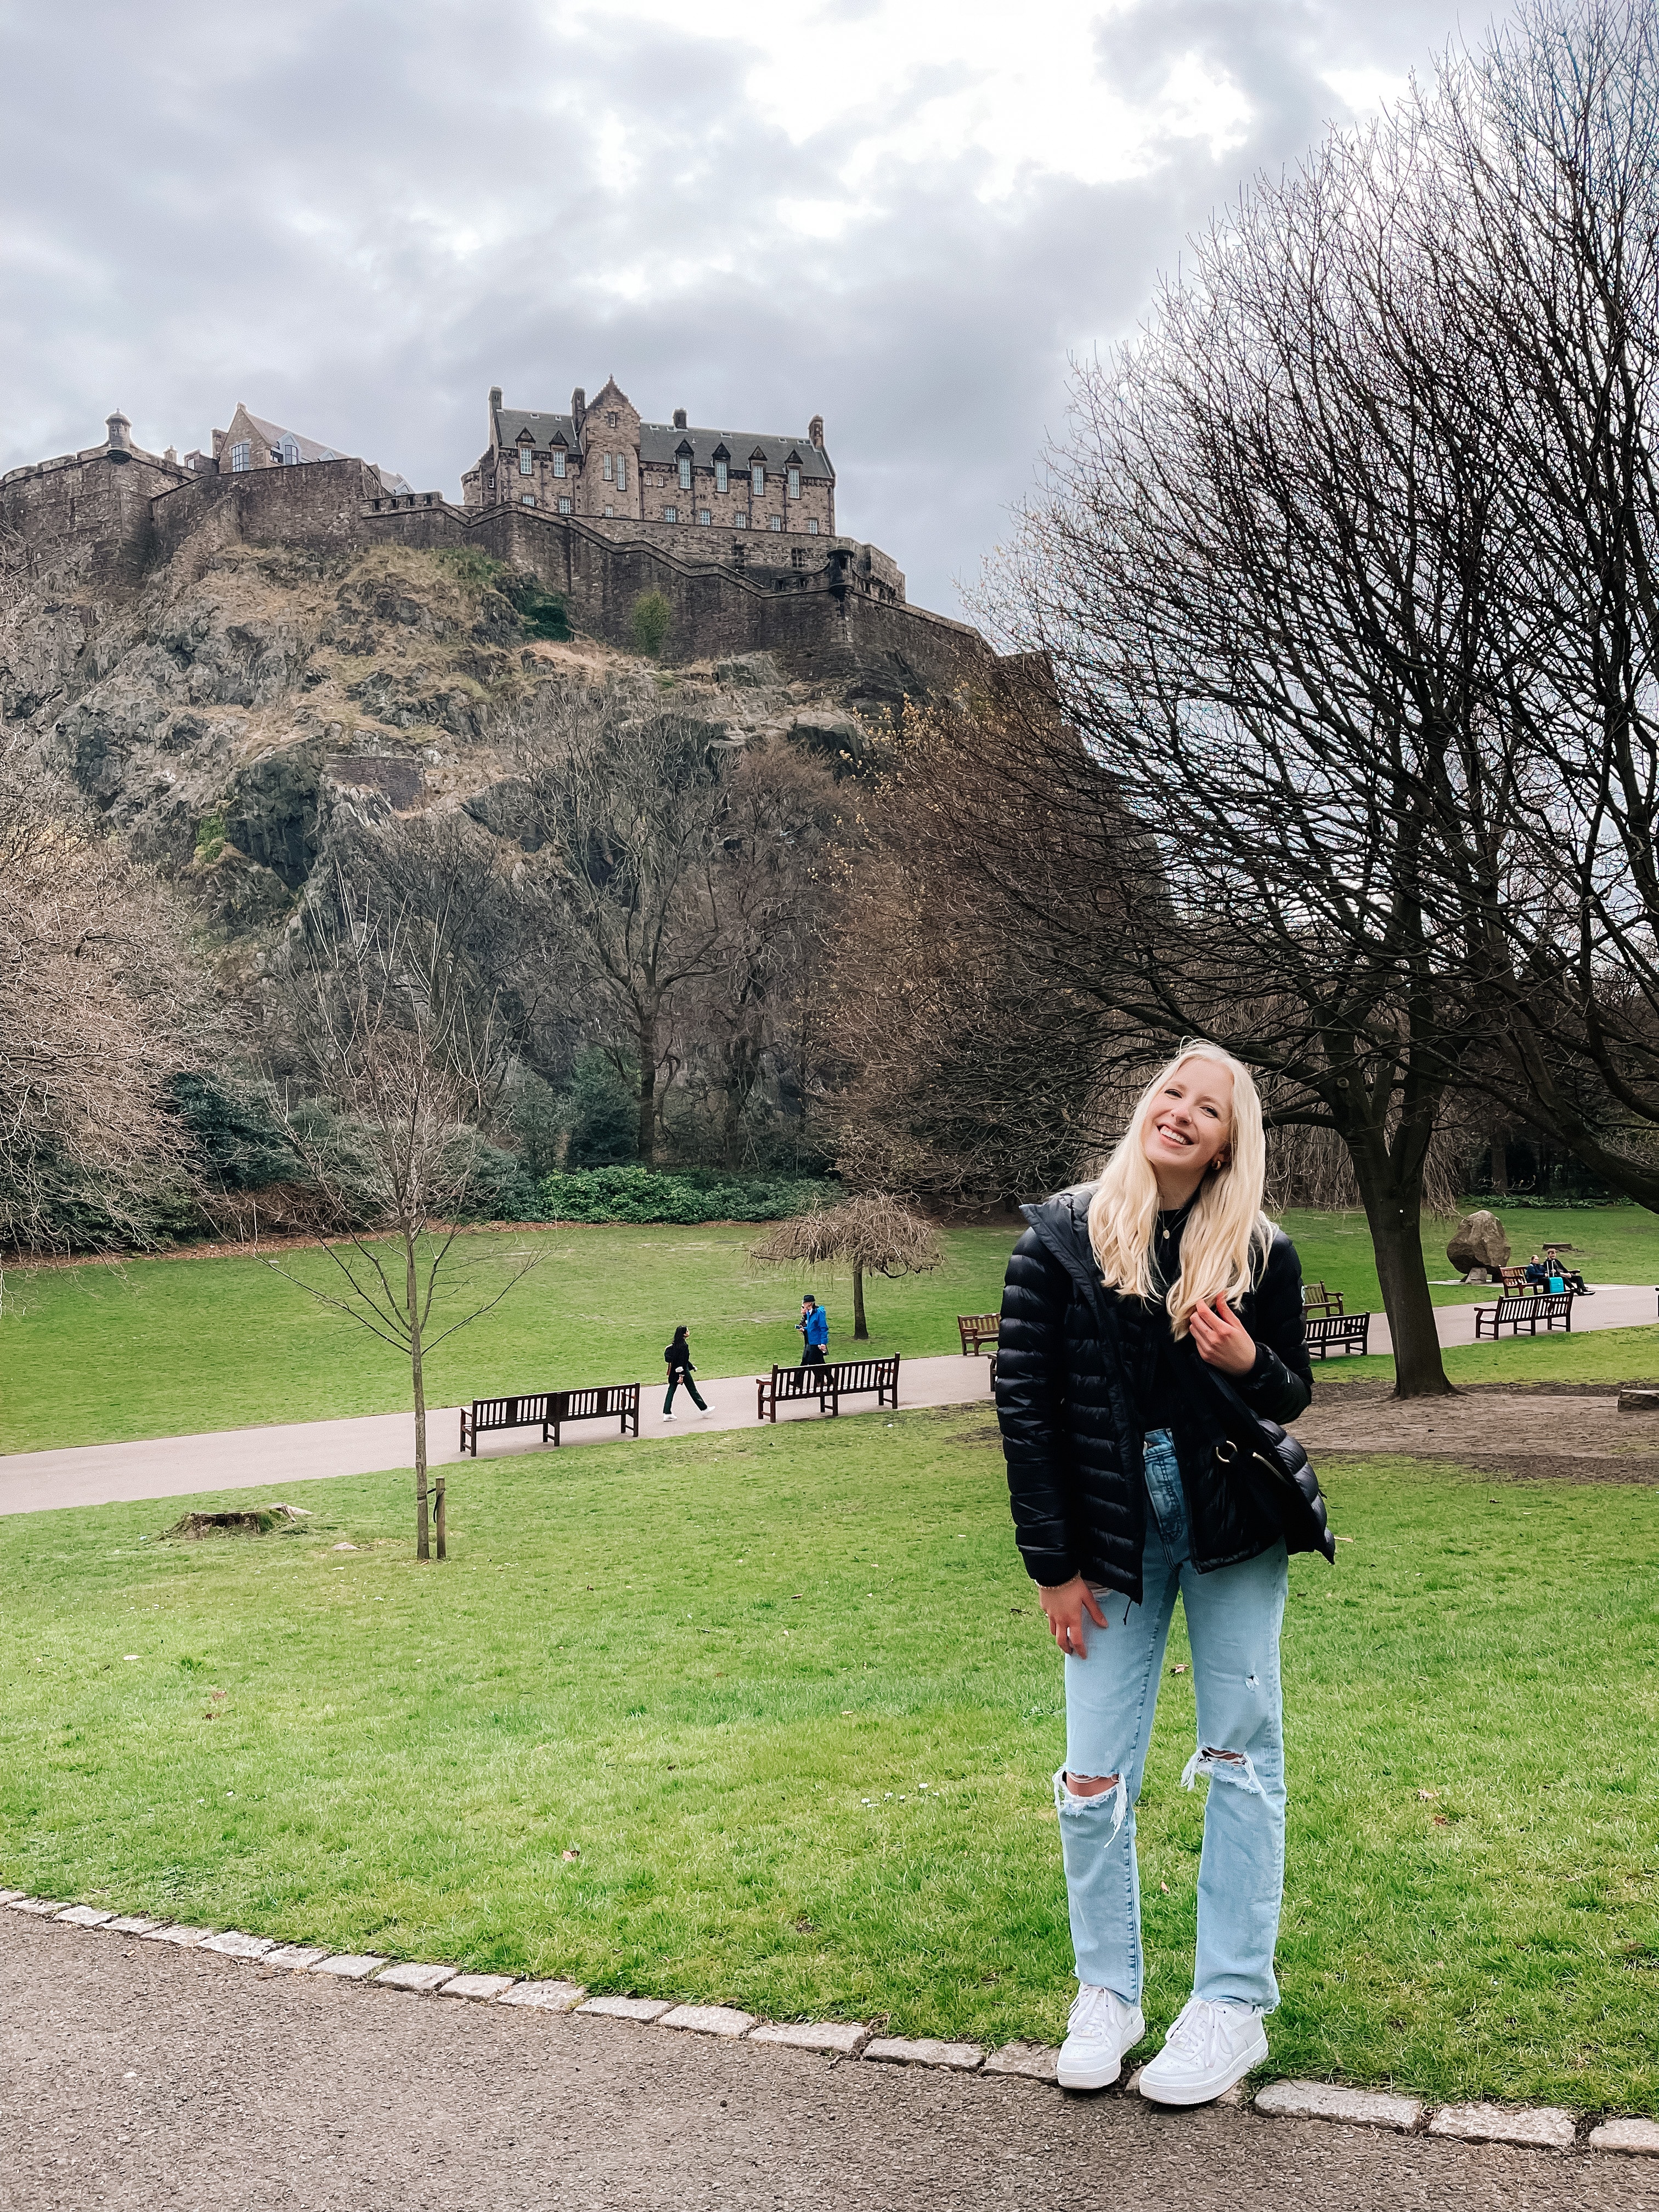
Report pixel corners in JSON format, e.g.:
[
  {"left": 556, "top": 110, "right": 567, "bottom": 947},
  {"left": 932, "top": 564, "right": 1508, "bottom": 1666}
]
[{"left": 1295, "top": 1386, "right": 1659, "bottom": 1469}]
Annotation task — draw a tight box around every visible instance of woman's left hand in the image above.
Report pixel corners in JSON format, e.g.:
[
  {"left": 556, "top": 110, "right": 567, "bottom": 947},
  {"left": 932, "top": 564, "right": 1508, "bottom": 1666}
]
[{"left": 1189, "top": 1294, "right": 1257, "bottom": 1375}]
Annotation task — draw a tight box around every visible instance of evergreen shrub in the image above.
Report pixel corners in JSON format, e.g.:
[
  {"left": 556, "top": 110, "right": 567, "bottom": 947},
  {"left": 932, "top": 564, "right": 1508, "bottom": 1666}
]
[{"left": 535, "top": 1166, "right": 834, "bottom": 1224}]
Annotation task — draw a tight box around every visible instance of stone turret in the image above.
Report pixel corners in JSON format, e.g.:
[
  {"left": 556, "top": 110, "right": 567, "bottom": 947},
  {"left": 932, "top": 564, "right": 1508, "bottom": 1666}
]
[{"left": 105, "top": 410, "right": 133, "bottom": 463}]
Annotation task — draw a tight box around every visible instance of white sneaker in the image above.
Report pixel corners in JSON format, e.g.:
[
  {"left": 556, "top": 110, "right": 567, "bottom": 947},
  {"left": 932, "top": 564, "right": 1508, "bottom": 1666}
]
[
  {"left": 1056, "top": 1983, "right": 1144, "bottom": 2091},
  {"left": 1136, "top": 1995, "right": 1267, "bottom": 2106},
  {"left": 662, "top": 1411, "right": 675, "bottom": 1420}
]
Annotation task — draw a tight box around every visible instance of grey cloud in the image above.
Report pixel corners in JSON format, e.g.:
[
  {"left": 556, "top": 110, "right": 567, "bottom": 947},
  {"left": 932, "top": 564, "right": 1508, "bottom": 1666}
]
[{"left": 1, "top": 0, "right": 1513, "bottom": 612}]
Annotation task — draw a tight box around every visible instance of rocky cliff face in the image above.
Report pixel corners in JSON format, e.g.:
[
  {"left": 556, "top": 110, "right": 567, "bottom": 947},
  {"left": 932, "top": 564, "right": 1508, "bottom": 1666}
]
[{"left": 1, "top": 538, "right": 871, "bottom": 933}]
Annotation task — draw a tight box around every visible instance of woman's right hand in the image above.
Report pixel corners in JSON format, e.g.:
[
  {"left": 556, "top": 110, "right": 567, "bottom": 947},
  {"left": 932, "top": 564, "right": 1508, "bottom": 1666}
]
[{"left": 1039, "top": 1575, "right": 1109, "bottom": 1658}]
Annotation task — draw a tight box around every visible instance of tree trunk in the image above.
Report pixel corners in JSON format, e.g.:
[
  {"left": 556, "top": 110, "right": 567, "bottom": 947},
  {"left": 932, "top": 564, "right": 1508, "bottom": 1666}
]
[
  {"left": 1347, "top": 1135, "right": 1454, "bottom": 1399},
  {"left": 1491, "top": 1137, "right": 1509, "bottom": 1196},
  {"left": 853, "top": 1261, "right": 868, "bottom": 1341},
  {"left": 637, "top": 1013, "right": 658, "bottom": 1165},
  {"left": 409, "top": 1228, "right": 431, "bottom": 1561}
]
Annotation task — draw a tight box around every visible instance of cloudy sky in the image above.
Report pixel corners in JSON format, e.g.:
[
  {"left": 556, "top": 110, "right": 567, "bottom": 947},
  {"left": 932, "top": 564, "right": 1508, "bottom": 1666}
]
[{"left": 1, "top": 0, "right": 1509, "bottom": 613}]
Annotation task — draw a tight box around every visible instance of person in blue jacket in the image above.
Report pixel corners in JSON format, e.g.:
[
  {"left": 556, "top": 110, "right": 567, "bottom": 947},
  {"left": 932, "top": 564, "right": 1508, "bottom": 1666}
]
[{"left": 797, "top": 1294, "right": 829, "bottom": 1366}]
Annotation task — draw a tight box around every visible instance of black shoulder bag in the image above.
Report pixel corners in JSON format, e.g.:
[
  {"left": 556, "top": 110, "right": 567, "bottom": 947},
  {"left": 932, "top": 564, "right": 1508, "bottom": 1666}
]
[{"left": 1206, "top": 1368, "right": 1336, "bottom": 1565}]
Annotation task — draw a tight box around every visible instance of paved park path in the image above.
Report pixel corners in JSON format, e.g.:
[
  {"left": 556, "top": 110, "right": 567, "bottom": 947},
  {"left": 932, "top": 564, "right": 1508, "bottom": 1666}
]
[
  {"left": 2, "top": 1911, "right": 1643, "bottom": 2212},
  {"left": 5, "top": 1286, "right": 1655, "bottom": 1520}
]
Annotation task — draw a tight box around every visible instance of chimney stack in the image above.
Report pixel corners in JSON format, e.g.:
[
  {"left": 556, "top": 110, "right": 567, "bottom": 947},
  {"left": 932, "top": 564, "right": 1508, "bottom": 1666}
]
[
  {"left": 808, "top": 414, "right": 825, "bottom": 450},
  {"left": 673, "top": 407, "right": 687, "bottom": 430},
  {"left": 572, "top": 387, "right": 586, "bottom": 435}
]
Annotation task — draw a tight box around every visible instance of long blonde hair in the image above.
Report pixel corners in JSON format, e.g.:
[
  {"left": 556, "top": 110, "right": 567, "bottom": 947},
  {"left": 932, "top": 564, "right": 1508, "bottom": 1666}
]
[{"left": 1086, "top": 1043, "right": 1271, "bottom": 1335}]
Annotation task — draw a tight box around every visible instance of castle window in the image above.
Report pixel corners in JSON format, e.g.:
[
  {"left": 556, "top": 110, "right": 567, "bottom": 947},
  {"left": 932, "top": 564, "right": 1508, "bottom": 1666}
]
[
  {"left": 519, "top": 445, "right": 534, "bottom": 475},
  {"left": 603, "top": 453, "right": 614, "bottom": 482},
  {"left": 792, "top": 547, "right": 805, "bottom": 568},
  {"left": 807, "top": 517, "right": 819, "bottom": 534},
  {"left": 605, "top": 505, "right": 614, "bottom": 517},
  {"left": 230, "top": 441, "right": 250, "bottom": 473},
  {"left": 734, "top": 510, "right": 748, "bottom": 528},
  {"left": 663, "top": 506, "right": 678, "bottom": 523},
  {"left": 558, "top": 495, "right": 572, "bottom": 514},
  {"left": 606, "top": 411, "right": 618, "bottom": 427},
  {"left": 616, "top": 456, "right": 628, "bottom": 491},
  {"left": 769, "top": 515, "right": 782, "bottom": 532},
  {"left": 788, "top": 466, "right": 800, "bottom": 499},
  {"left": 678, "top": 455, "right": 691, "bottom": 490},
  {"left": 280, "top": 436, "right": 301, "bottom": 465},
  {"left": 752, "top": 465, "right": 765, "bottom": 496},
  {"left": 697, "top": 509, "right": 710, "bottom": 525},
  {"left": 486, "top": 476, "right": 495, "bottom": 490},
  {"left": 522, "top": 493, "right": 536, "bottom": 506},
  {"left": 552, "top": 449, "right": 566, "bottom": 477},
  {"left": 715, "top": 459, "right": 729, "bottom": 493}
]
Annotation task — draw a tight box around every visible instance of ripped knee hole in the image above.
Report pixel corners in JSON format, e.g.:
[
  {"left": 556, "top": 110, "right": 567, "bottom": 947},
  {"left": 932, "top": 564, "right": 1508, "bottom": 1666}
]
[{"left": 1063, "top": 1771, "right": 1120, "bottom": 1797}]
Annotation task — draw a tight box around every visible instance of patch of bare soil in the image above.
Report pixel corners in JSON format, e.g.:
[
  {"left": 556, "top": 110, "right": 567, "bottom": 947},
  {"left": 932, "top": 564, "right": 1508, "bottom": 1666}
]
[{"left": 1294, "top": 1387, "right": 1659, "bottom": 1480}]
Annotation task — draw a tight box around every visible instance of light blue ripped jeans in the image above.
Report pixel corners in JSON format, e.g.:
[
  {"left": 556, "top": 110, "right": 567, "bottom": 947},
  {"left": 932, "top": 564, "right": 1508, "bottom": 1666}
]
[{"left": 1057, "top": 1427, "right": 1288, "bottom": 2012}]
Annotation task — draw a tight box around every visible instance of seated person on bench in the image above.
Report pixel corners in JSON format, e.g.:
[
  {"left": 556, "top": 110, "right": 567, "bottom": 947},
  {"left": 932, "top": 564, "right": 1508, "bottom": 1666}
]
[{"left": 1525, "top": 1251, "right": 1591, "bottom": 1295}]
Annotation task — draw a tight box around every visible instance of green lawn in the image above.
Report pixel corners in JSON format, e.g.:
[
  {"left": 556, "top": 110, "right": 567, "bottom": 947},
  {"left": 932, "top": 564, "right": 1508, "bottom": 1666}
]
[
  {"left": 7, "top": 1205, "right": 1658, "bottom": 1458},
  {"left": 0, "top": 1225, "right": 1020, "bottom": 1455},
  {"left": 2, "top": 1404, "right": 1656, "bottom": 2112}
]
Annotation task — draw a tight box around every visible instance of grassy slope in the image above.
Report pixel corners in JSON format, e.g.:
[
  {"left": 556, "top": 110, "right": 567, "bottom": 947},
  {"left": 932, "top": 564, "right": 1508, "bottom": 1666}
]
[
  {"left": 0, "top": 1226, "right": 1020, "bottom": 1454},
  {"left": 2, "top": 1406, "right": 1655, "bottom": 2111}
]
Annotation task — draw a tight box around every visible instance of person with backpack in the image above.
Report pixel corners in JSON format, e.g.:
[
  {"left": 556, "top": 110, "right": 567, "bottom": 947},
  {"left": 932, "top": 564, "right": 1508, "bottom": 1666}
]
[
  {"left": 797, "top": 1294, "right": 829, "bottom": 1367},
  {"left": 996, "top": 1041, "right": 1329, "bottom": 2106},
  {"left": 662, "top": 1325, "right": 707, "bottom": 1419}
]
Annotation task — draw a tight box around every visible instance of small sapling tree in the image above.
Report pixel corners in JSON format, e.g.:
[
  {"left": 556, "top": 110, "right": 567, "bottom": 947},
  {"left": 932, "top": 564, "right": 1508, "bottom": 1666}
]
[
  {"left": 751, "top": 1192, "right": 942, "bottom": 1342},
  {"left": 262, "top": 884, "right": 540, "bottom": 1560}
]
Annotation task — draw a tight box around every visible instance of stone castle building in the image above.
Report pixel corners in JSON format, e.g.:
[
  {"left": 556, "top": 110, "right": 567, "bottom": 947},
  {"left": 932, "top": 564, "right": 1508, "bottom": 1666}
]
[{"left": 462, "top": 376, "right": 839, "bottom": 558}]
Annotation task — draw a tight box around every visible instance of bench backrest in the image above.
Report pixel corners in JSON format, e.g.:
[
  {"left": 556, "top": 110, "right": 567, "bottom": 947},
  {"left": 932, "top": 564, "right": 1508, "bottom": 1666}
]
[
  {"left": 552, "top": 1384, "right": 638, "bottom": 1419},
  {"left": 958, "top": 1312, "right": 999, "bottom": 1332},
  {"left": 1302, "top": 1282, "right": 1344, "bottom": 1314},
  {"left": 1494, "top": 1289, "right": 1571, "bottom": 1313},
  {"left": 768, "top": 1358, "right": 899, "bottom": 1391},
  {"left": 471, "top": 1393, "right": 555, "bottom": 1429},
  {"left": 826, "top": 1357, "right": 900, "bottom": 1389},
  {"left": 1500, "top": 1267, "right": 1532, "bottom": 1291},
  {"left": 1305, "top": 1312, "right": 1365, "bottom": 1338}
]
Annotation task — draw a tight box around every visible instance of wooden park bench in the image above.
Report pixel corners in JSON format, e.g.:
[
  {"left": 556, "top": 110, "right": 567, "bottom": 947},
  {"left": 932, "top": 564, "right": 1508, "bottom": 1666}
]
[
  {"left": 1473, "top": 1290, "right": 1575, "bottom": 1340},
  {"left": 460, "top": 1391, "right": 557, "bottom": 1455},
  {"left": 958, "top": 1313, "right": 1000, "bottom": 1357},
  {"left": 1304, "top": 1310, "right": 1372, "bottom": 1357},
  {"left": 1302, "top": 1282, "right": 1345, "bottom": 1317},
  {"left": 755, "top": 1355, "right": 901, "bottom": 1423},
  {"left": 460, "top": 1382, "right": 640, "bottom": 1455}
]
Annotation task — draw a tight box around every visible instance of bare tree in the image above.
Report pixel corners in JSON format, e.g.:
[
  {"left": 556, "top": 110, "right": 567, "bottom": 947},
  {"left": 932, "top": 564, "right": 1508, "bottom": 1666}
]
[
  {"left": 262, "top": 879, "right": 540, "bottom": 1561},
  {"left": 1397, "top": 0, "right": 1659, "bottom": 1199},
  {"left": 514, "top": 684, "right": 839, "bottom": 1166},
  {"left": 975, "top": 83, "right": 1534, "bottom": 1395},
  {"left": 0, "top": 742, "right": 202, "bottom": 1289},
  {"left": 751, "top": 1192, "right": 942, "bottom": 1341}
]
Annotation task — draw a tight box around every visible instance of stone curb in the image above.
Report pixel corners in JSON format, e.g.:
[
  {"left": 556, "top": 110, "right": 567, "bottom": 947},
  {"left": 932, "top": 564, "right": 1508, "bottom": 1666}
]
[
  {"left": 1428, "top": 2101, "right": 1577, "bottom": 2149},
  {"left": 6, "top": 1893, "right": 1652, "bottom": 2148}
]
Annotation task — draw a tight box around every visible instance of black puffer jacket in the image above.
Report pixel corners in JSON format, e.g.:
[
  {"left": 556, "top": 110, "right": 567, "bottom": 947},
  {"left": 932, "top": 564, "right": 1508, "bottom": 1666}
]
[{"left": 995, "top": 1183, "right": 1314, "bottom": 1604}]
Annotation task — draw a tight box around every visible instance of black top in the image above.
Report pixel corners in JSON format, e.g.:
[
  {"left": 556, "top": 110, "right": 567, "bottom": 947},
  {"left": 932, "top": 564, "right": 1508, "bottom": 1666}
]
[{"left": 1127, "top": 1201, "right": 1197, "bottom": 1432}]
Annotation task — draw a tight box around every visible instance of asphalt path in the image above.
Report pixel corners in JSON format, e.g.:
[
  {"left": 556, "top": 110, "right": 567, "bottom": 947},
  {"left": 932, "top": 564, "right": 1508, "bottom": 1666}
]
[{"left": 1, "top": 1914, "right": 1645, "bottom": 2212}]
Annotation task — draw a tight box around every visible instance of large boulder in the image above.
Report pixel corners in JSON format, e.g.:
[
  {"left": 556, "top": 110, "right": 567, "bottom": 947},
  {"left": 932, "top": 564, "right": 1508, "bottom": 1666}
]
[{"left": 1447, "top": 1208, "right": 1510, "bottom": 1282}]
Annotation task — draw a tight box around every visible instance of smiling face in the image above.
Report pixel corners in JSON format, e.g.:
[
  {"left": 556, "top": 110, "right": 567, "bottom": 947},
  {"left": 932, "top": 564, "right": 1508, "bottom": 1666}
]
[{"left": 1141, "top": 1057, "right": 1234, "bottom": 1204}]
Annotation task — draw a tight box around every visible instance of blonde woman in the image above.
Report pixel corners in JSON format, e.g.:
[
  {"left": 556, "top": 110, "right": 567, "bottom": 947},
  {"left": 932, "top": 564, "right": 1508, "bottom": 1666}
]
[{"left": 996, "top": 1044, "right": 1316, "bottom": 2104}]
